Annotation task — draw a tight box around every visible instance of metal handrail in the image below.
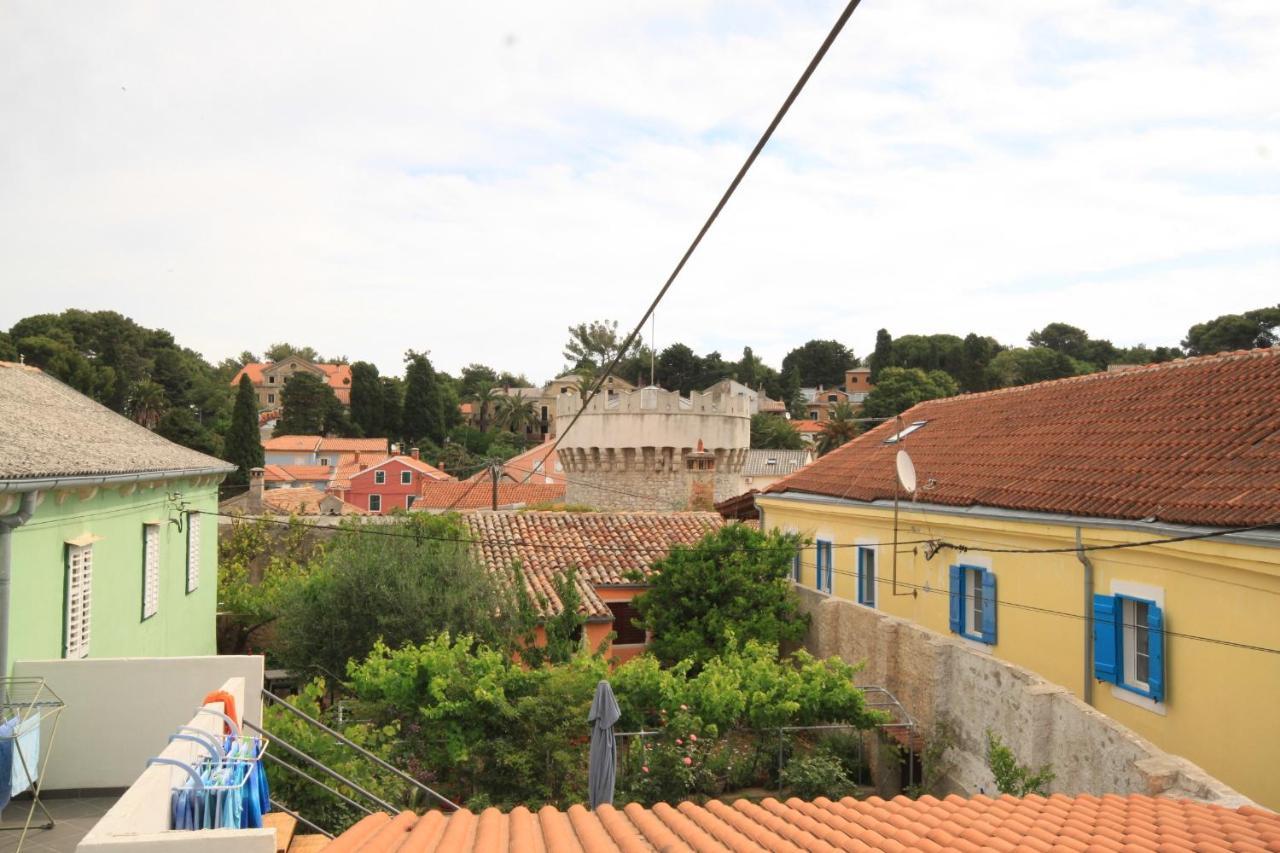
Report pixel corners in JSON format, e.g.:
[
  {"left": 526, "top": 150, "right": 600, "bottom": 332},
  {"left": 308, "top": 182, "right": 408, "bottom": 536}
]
[
  {"left": 260, "top": 687, "right": 458, "bottom": 811},
  {"left": 264, "top": 753, "right": 374, "bottom": 818},
  {"left": 269, "top": 798, "right": 334, "bottom": 840},
  {"left": 241, "top": 719, "right": 399, "bottom": 814}
]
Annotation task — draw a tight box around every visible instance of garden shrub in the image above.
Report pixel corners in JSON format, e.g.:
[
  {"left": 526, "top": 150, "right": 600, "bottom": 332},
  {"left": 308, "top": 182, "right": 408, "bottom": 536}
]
[{"left": 780, "top": 751, "right": 854, "bottom": 800}]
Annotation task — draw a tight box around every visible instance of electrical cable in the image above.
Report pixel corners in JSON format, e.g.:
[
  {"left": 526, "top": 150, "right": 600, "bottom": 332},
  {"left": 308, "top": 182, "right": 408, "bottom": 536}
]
[
  {"left": 795, "top": 559, "right": 1280, "bottom": 657},
  {"left": 521, "top": 0, "right": 867, "bottom": 483}
]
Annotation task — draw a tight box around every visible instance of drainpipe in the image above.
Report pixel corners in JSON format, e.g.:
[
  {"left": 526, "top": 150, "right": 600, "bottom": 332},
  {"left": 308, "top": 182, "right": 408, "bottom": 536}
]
[
  {"left": 1075, "top": 527, "right": 1094, "bottom": 706},
  {"left": 0, "top": 492, "right": 38, "bottom": 683}
]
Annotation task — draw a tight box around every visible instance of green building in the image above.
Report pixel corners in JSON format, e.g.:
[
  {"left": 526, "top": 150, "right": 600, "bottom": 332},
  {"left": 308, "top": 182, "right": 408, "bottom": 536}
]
[{"left": 0, "top": 362, "right": 235, "bottom": 675}]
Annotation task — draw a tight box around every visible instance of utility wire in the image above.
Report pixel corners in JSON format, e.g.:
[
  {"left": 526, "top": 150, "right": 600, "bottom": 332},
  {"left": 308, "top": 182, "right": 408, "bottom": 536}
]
[
  {"left": 802, "top": 560, "right": 1280, "bottom": 657},
  {"left": 522, "top": 0, "right": 866, "bottom": 483},
  {"left": 933, "top": 522, "right": 1280, "bottom": 556}
]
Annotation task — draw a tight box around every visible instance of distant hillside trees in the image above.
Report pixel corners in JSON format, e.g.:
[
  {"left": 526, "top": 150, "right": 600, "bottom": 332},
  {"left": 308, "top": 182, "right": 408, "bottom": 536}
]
[
  {"left": 1182, "top": 306, "right": 1280, "bottom": 356},
  {"left": 861, "top": 367, "right": 959, "bottom": 420},
  {"left": 781, "top": 339, "right": 858, "bottom": 388},
  {"left": 402, "top": 351, "right": 448, "bottom": 445},
  {"left": 750, "top": 414, "right": 804, "bottom": 450}
]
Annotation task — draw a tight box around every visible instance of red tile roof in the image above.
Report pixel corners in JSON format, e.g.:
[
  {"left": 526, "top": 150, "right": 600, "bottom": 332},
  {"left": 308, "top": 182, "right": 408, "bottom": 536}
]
[
  {"left": 263, "top": 464, "right": 332, "bottom": 483},
  {"left": 221, "top": 486, "right": 366, "bottom": 517},
  {"left": 415, "top": 481, "right": 566, "bottom": 511},
  {"left": 791, "top": 419, "right": 825, "bottom": 433},
  {"left": 263, "top": 435, "right": 324, "bottom": 452},
  {"left": 767, "top": 348, "right": 1280, "bottom": 528},
  {"left": 261, "top": 436, "right": 391, "bottom": 454},
  {"left": 464, "top": 511, "right": 723, "bottom": 618},
  {"left": 318, "top": 793, "right": 1280, "bottom": 852},
  {"left": 465, "top": 441, "right": 566, "bottom": 486}
]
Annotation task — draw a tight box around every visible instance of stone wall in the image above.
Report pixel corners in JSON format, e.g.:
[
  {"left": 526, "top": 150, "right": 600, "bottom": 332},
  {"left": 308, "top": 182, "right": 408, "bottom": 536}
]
[{"left": 796, "top": 587, "right": 1252, "bottom": 806}]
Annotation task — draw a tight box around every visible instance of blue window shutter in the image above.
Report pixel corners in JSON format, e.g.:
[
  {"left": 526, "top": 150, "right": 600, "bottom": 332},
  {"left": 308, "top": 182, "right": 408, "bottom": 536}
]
[
  {"left": 1093, "top": 594, "right": 1120, "bottom": 684},
  {"left": 1147, "top": 604, "right": 1165, "bottom": 702},
  {"left": 855, "top": 549, "right": 864, "bottom": 604},
  {"left": 822, "top": 542, "right": 833, "bottom": 593},
  {"left": 948, "top": 565, "right": 963, "bottom": 634},
  {"left": 980, "top": 571, "right": 997, "bottom": 644}
]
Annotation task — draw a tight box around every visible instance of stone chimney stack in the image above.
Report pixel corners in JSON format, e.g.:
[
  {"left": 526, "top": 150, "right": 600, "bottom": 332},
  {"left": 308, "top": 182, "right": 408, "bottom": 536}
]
[
  {"left": 248, "top": 467, "right": 266, "bottom": 514},
  {"left": 411, "top": 447, "right": 420, "bottom": 460}
]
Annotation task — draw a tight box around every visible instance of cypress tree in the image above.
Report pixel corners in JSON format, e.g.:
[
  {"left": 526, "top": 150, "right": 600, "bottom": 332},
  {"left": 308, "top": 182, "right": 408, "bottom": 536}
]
[
  {"left": 869, "top": 329, "right": 893, "bottom": 383},
  {"left": 224, "top": 374, "right": 264, "bottom": 485},
  {"left": 349, "top": 361, "right": 383, "bottom": 437},
  {"left": 402, "top": 351, "right": 444, "bottom": 444}
]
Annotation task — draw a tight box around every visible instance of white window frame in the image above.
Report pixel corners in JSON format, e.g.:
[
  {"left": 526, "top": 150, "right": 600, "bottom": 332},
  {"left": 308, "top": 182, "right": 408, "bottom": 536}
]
[
  {"left": 369, "top": 494, "right": 382, "bottom": 513},
  {"left": 267, "top": 393, "right": 276, "bottom": 404},
  {"left": 142, "top": 523, "right": 160, "bottom": 620},
  {"left": 65, "top": 543, "right": 93, "bottom": 659},
  {"left": 401, "top": 470, "right": 412, "bottom": 485},
  {"left": 1108, "top": 580, "right": 1167, "bottom": 715},
  {"left": 374, "top": 470, "right": 386, "bottom": 485},
  {"left": 1122, "top": 597, "right": 1152, "bottom": 693},
  {"left": 964, "top": 566, "right": 985, "bottom": 639},
  {"left": 186, "top": 512, "right": 201, "bottom": 593},
  {"left": 856, "top": 545, "right": 877, "bottom": 608}
]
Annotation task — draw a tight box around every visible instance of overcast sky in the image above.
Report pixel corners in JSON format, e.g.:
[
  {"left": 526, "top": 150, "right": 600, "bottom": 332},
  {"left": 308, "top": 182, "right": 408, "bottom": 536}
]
[{"left": 2, "top": 1, "right": 1277, "bottom": 382}]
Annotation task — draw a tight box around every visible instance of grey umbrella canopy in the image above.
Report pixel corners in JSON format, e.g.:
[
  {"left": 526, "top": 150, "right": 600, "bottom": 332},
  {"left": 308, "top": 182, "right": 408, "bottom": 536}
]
[{"left": 587, "top": 680, "right": 621, "bottom": 809}]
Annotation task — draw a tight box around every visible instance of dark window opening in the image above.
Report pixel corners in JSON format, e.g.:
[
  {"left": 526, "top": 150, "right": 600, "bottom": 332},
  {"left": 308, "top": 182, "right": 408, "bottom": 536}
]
[{"left": 608, "top": 601, "right": 647, "bottom": 645}]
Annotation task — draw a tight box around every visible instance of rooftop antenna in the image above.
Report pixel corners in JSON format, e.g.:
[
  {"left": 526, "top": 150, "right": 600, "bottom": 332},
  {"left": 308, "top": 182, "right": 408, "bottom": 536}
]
[{"left": 892, "top": 416, "right": 918, "bottom": 598}]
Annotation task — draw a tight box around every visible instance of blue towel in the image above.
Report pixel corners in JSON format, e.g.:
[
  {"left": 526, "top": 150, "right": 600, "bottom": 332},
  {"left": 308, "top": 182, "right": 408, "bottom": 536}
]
[
  {"left": 10, "top": 715, "right": 39, "bottom": 796},
  {"left": 0, "top": 716, "right": 16, "bottom": 816}
]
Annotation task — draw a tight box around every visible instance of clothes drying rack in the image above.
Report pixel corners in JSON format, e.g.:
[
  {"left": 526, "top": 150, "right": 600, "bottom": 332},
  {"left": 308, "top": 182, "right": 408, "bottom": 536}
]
[{"left": 0, "top": 677, "right": 66, "bottom": 851}]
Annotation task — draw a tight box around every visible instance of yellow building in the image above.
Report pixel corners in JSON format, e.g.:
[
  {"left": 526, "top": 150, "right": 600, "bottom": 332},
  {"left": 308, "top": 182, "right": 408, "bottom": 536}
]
[{"left": 756, "top": 348, "right": 1280, "bottom": 809}]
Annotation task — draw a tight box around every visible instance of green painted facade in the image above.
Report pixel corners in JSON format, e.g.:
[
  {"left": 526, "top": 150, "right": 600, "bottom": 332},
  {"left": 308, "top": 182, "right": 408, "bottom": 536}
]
[{"left": 7, "top": 478, "right": 220, "bottom": 671}]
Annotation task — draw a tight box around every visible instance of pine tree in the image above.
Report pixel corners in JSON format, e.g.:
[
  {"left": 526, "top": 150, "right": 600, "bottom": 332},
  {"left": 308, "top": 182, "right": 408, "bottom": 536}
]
[{"left": 224, "top": 375, "right": 264, "bottom": 485}]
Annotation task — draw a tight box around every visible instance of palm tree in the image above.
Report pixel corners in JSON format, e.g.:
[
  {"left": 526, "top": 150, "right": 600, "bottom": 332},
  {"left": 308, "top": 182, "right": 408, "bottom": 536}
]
[
  {"left": 128, "top": 380, "right": 168, "bottom": 429},
  {"left": 468, "top": 382, "right": 500, "bottom": 432},
  {"left": 496, "top": 391, "right": 539, "bottom": 438},
  {"left": 818, "top": 402, "right": 861, "bottom": 455}
]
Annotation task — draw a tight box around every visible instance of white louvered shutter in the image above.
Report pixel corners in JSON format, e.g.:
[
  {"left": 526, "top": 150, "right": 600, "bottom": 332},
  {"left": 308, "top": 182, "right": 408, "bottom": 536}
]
[
  {"left": 65, "top": 544, "right": 93, "bottom": 658},
  {"left": 186, "top": 512, "right": 201, "bottom": 593},
  {"left": 143, "top": 524, "right": 160, "bottom": 619}
]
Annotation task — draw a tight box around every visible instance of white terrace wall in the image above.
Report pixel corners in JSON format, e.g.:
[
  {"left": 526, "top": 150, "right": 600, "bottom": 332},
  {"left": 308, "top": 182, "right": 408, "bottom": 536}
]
[
  {"left": 14, "top": 655, "right": 264, "bottom": 790},
  {"left": 75, "top": 675, "right": 274, "bottom": 852},
  {"left": 795, "top": 588, "right": 1252, "bottom": 806}
]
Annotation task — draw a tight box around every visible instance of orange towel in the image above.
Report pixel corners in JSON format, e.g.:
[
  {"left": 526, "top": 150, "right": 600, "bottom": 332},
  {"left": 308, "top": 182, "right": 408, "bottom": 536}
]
[{"left": 202, "top": 690, "right": 239, "bottom": 734}]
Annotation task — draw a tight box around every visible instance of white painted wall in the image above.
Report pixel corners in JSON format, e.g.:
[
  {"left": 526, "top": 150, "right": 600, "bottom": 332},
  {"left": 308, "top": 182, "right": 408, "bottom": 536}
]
[
  {"left": 75, "top": 675, "right": 274, "bottom": 852},
  {"left": 14, "top": 655, "right": 264, "bottom": 790}
]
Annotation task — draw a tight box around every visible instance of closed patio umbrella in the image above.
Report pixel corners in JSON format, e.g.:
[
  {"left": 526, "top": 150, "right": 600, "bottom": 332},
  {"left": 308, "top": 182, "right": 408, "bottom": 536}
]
[{"left": 587, "top": 680, "right": 621, "bottom": 809}]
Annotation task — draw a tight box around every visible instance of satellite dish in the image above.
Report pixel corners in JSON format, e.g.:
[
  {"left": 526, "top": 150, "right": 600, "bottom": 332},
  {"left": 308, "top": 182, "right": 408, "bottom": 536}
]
[{"left": 896, "top": 449, "right": 917, "bottom": 494}]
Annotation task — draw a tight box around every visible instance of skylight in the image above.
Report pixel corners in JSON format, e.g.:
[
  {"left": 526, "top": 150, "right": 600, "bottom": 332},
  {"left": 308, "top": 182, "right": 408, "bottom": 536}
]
[{"left": 884, "top": 420, "right": 928, "bottom": 444}]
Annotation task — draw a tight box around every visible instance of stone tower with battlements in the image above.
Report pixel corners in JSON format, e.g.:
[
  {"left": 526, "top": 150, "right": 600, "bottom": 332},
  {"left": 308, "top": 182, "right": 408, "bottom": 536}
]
[{"left": 555, "top": 386, "right": 750, "bottom": 511}]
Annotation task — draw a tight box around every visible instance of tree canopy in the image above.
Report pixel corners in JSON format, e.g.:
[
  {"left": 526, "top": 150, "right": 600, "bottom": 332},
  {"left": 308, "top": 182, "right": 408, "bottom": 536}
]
[
  {"left": 224, "top": 375, "right": 264, "bottom": 484},
  {"left": 860, "top": 367, "right": 959, "bottom": 419},
  {"left": 750, "top": 414, "right": 805, "bottom": 450},
  {"left": 402, "top": 350, "right": 447, "bottom": 445},
  {"left": 780, "top": 339, "right": 858, "bottom": 388},
  {"left": 1182, "top": 306, "right": 1280, "bottom": 356},
  {"left": 632, "top": 524, "right": 810, "bottom": 669},
  {"left": 274, "top": 372, "right": 346, "bottom": 436}
]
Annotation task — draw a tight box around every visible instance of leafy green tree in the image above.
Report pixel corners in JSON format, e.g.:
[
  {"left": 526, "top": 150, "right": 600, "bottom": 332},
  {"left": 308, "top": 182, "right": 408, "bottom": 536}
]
[
  {"left": 781, "top": 340, "right": 857, "bottom": 388},
  {"left": 1027, "top": 322, "right": 1118, "bottom": 368},
  {"left": 887, "top": 334, "right": 966, "bottom": 376},
  {"left": 750, "top": 414, "right": 804, "bottom": 450},
  {"left": 264, "top": 342, "right": 321, "bottom": 362},
  {"left": 1116, "top": 343, "right": 1182, "bottom": 365},
  {"left": 0, "top": 332, "right": 16, "bottom": 362},
  {"left": 156, "top": 407, "right": 220, "bottom": 456},
  {"left": 817, "top": 402, "right": 861, "bottom": 455},
  {"left": 1182, "top": 306, "right": 1280, "bottom": 355},
  {"left": 402, "top": 351, "right": 446, "bottom": 444},
  {"left": 694, "top": 350, "right": 735, "bottom": 389},
  {"left": 216, "top": 516, "right": 317, "bottom": 654},
  {"left": 276, "top": 514, "right": 537, "bottom": 676},
  {"left": 274, "top": 372, "right": 339, "bottom": 435},
  {"left": 632, "top": 525, "right": 809, "bottom": 669},
  {"left": 458, "top": 363, "right": 499, "bottom": 399},
  {"left": 224, "top": 375, "right": 264, "bottom": 485},
  {"left": 986, "top": 730, "right": 1055, "bottom": 796},
  {"left": 348, "top": 361, "right": 383, "bottom": 437},
  {"left": 656, "top": 343, "right": 703, "bottom": 393},
  {"left": 984, "top": 347, "right": 1091, "bottom": 388},
  {"left": 958, "top": 333, "right": 1001, "bottom": 392},
  {"left": 738, "top": 346, "right": 759, "bottom": 387},
  {"left": 861, "top": 367, "right": 959, "bottom": 419},
  {"left": 467, "top": 382, "right": 500, "bottom": 432},
  {"left": 782, "top": 365, "right": 806, "bottom": 419},
  {"left": 868, "top": 329, "right": 893, "bottom": 382}
]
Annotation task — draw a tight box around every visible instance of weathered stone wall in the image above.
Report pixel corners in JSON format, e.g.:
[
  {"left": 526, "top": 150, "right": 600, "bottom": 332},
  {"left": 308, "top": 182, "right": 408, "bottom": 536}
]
[{"left": 796, "top": 587, "right": 1252, "bottom": 806}]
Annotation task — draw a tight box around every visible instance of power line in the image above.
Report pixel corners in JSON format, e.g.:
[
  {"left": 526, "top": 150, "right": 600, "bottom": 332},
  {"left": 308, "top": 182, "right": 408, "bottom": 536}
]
[
  {"left": 523, "top": 0, "right": 867, "bottom": 483},
  {"left": 934, "top": 522, "right": 1280, "bottom": 556},
  {"left": 803, "top": 561, "right": 1280, "bottom": 657}
]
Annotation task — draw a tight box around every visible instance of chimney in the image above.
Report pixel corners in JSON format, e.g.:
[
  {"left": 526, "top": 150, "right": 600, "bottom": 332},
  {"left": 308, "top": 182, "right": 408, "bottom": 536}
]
[
  {"left": 248, "top": 467, "right": 266, "bottom": 514},
  {"left": 411, "top": 447, "right": 420, "bottom": 460}
]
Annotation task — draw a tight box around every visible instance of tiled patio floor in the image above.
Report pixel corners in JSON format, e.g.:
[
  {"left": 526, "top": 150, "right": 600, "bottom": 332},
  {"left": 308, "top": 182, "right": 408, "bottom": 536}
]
[{"left": 0, "top": 796, "right": 117, "bottom": 853}]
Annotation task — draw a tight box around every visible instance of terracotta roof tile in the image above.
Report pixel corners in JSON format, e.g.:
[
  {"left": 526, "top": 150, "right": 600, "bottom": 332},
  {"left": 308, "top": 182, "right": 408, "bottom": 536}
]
[
  {"left": 766, "top": 348, "right": 1280, "bottom": 528},
  {"left": 416, "top": 481, "right": 567, "bottom": 511},
  {"left": 464, "top": 511, "right": 723, "bottom": 618},
  {"left": 791, "top": 419, "right": 825, "bottom": 434},
  {"left": 314, "top": 794, "right": 1280, "bottom": 852},
  {"left": 464, "top": 441, "right": 566, "bottom": 486},
  {"left": 263, "top": 464, "right": 332, "bottom": 483}
]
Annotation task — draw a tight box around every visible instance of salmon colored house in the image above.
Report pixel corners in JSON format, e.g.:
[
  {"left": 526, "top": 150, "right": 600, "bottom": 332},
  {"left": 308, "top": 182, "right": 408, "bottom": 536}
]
[
  {"left": 347, "top": 451, "right": 451, "bottom": 514},
  {"left": 463, "top": 511, "right": 724, "bottom": 662}
]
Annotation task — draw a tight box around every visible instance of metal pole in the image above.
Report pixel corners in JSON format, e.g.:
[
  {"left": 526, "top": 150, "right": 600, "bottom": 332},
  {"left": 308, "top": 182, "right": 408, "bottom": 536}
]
[
  {"left": 269, "top": 799, "right": 334, "bottom": 840},
  {"left": 490, "top": 462, "right": 499, "bottom": 511},
  {"left": 242, "top": 720, "right": 400, "bottom": 814},
  {"left": 259, "top": 689, "right": 458, "bottom": 810},
  {"left": 265, "top": 753, "right": 375, "bottom": 817}
]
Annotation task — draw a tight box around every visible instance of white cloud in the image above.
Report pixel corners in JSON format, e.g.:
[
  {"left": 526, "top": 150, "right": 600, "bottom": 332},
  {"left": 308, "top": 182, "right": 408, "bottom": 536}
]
[{"left": 1, "top": 0, "right": 1276, "bottom": 379}]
